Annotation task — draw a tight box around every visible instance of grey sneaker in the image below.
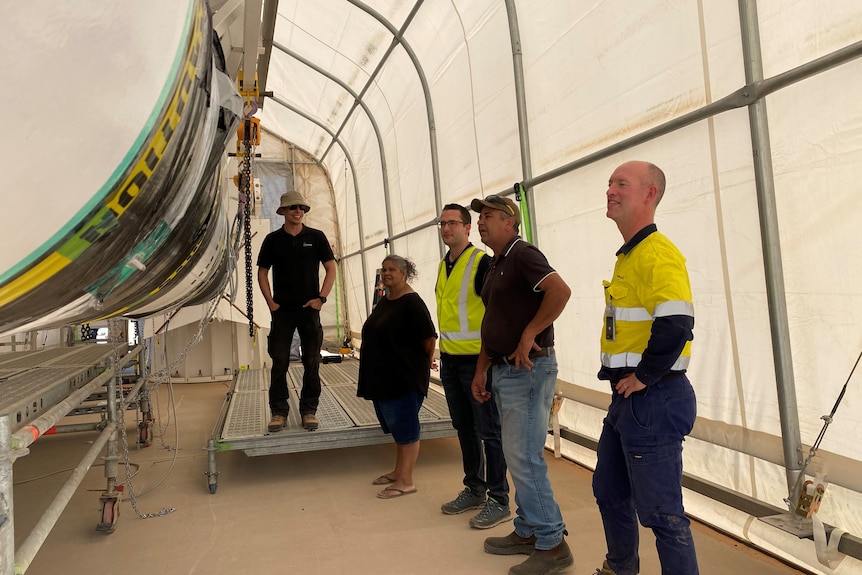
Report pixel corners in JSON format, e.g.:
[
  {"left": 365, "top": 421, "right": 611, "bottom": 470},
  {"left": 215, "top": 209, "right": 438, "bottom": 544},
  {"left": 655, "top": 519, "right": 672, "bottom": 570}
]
[
  {"left": 469, "top": 498, "right": 512, "bottom": 529},
  {"left": 509, "top": 539, "right": 573, "bottom": 575},
  {"left": 441, "top": 488, "right": 486, "bottom": 515}
]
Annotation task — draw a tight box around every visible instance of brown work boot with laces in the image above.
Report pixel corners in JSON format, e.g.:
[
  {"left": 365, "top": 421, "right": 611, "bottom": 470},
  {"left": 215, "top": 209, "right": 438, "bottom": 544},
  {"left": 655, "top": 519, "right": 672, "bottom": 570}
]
[
  {"left": 301, "top": 413, "right": 319, "bottom": 430},
  {"left": 267, "top": 414, "right": 286, "bottom": 432}
]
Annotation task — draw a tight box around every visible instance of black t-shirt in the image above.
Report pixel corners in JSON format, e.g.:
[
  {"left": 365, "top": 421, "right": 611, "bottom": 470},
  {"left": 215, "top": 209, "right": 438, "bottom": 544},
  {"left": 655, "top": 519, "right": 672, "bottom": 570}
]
[
  {"left": 357, "top": 292, "right": 437, "bottom": 401},
  {"left": 257, "top": 225, "right": 334, "bottom": 308},
  {"left": 480, "top": 237, "right": 556, "bottom": 359}
]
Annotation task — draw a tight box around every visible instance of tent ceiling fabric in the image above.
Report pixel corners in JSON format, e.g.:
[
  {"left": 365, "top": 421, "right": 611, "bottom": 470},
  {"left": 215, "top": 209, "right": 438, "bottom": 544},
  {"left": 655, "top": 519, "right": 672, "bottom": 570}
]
[{"left": 248, "top": 1, "right": 862, "bottom": 570}]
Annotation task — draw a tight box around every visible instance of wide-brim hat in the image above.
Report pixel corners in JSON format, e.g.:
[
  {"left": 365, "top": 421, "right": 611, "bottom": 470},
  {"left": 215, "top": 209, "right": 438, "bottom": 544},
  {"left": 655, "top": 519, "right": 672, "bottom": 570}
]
[
  {"left": 276, "top": 190, "right": 311, "bottom": 214},
  {"left": 470, "top": 195, "right": 520, "bottom": 222}
]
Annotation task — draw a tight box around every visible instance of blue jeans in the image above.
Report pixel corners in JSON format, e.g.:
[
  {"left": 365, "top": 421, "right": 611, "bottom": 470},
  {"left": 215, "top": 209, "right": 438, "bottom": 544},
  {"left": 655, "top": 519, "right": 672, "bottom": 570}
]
[
  {"left": 441, "top": 356, "right": 509, "bottom": 505},
  {"left": 492, "top": 355, "right": 565, "bottom": 550},
  {"left": 267, "top": 307, "right": 323, "bottom": 416},
  {"left": 373, "top": 391, "right": 424, "bottom": 444},
  {"left": 592, "top": 373, "right": 699, "bottom": 575}
]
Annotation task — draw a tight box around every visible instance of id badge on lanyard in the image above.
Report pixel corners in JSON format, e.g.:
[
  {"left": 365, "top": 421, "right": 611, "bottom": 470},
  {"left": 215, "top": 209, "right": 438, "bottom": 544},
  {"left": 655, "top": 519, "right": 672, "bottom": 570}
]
[{"left": 605, "top": 302, "right": 615, "bottom": 341}]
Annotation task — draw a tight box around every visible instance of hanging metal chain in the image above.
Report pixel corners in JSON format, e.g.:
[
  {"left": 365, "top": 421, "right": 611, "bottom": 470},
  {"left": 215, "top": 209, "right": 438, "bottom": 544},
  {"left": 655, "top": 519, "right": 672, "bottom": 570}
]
[
  {"left": 240, "top": 119, "right": 255, "bottom": 338},
  {"left": 112, "top": 344, "right": 175, "bottom": 519},
  {"left": 109, "top": 298, "right": 220, "bottom": 518},
  {"left": 119, "top": 401, "right": 176, "bottom": 519}
]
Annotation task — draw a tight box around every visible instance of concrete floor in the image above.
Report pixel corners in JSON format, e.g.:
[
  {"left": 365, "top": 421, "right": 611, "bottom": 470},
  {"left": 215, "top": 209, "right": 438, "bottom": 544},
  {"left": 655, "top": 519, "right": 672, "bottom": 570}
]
[{"left": 11, "top": 380, "right": 806, "bottom": 575}]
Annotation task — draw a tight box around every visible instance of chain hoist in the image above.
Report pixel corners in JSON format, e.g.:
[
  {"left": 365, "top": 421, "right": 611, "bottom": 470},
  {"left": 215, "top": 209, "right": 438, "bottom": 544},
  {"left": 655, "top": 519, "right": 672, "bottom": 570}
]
[
  {"left": 240, "top": 126, "right": 254, "bottom": 337},
  {"left": 237, "top": 70, "right": 261, "bottom": 338}
]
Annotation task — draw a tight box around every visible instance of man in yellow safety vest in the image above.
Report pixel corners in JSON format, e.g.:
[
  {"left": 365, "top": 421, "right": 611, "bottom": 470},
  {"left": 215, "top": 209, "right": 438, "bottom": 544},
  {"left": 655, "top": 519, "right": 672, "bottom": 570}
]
[{"left": 435, "top": 203, "right": 511, "bottom": 529}]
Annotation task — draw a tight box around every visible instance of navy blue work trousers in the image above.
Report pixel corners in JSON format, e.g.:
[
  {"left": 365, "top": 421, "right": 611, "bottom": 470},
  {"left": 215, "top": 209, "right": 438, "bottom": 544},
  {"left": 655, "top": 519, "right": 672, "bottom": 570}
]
[{"left": 592, "top": 373, "right": 699, "bottom": 575}]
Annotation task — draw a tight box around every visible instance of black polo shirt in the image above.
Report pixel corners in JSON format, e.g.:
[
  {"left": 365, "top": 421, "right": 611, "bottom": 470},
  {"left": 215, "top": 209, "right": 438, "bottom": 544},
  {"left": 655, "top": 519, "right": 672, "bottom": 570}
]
[
  {"left": 480, "top": 237, "right": 556, "bottom": 359},
  {"left": 257, "top": 225, "right": 334, "bottom": 309}
]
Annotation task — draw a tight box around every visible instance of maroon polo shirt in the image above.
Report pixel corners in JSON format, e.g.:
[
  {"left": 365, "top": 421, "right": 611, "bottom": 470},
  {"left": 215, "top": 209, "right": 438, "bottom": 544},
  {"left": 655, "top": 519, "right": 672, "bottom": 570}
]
[{"left": 480, "top": 237, "right": 557, "bottom": 359}]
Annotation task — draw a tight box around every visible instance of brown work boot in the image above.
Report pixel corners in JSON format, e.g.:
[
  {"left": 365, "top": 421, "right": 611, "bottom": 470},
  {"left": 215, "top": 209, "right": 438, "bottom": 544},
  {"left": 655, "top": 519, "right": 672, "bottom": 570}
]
[
  {"left": 484, "top": 531, "right": 537, "bottom": 555},
  {"left": 301, "top": 413, "right": 319, "bottom": 430},
  {"left": 508, "top": 539, "right": 573, "bottom": 575},
  {"left": 593, "top": 560, "right": 617, "bottom": 575},
  {"left": 267, "top": 414, "right": 286, "bottom": 432}
]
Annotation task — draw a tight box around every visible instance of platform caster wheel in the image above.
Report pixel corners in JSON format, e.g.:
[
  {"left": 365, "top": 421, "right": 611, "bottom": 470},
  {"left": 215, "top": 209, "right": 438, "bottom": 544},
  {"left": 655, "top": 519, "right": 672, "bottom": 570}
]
[
  {"left": 138, "top": 421, "right": 153, "bottom": 447},
  {"left": 96, "top": 494, "right": 121, "bottom": 533}
]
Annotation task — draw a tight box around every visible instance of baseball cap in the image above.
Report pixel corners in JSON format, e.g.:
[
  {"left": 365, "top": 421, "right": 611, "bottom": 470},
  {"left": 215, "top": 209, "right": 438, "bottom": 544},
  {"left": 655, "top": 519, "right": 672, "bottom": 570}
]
[{"left": 470, "top": 195, "right": 521, "bottom": 222}]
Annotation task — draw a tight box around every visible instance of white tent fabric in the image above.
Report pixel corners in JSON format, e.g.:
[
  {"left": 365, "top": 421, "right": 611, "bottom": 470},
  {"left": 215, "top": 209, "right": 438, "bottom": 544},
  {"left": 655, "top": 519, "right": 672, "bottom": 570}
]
[{"left": 249, "top": 1, "right": 862, "bottom": 572}]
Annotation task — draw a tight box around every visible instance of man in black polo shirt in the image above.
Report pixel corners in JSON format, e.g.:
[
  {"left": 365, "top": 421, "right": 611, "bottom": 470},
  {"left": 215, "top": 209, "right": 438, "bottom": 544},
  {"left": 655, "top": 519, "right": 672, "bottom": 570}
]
[
  {"left": 257, "top": 190, "right": 336, "bottom": 432},
  {"left": 469, "top": 195, "right": 573, "bottom": 575}
]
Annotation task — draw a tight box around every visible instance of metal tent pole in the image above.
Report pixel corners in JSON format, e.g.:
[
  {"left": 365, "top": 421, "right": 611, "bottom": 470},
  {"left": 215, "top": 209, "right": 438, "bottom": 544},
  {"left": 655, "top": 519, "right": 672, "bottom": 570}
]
[{"left": 738, "top": 0, "right": 803, "bottom": 506}]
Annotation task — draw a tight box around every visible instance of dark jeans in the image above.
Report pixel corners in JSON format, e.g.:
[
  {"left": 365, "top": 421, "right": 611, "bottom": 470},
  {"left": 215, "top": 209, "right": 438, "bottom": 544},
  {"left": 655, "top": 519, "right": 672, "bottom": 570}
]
[
  {"left": 440, "top": 355, "right": 509, "bottom": 506},
  {"left": 592, "top": 373, "right": 699, "bottom": 575},
  {"left": 267, "top": 306, "right": 323, "bottom": 417}
]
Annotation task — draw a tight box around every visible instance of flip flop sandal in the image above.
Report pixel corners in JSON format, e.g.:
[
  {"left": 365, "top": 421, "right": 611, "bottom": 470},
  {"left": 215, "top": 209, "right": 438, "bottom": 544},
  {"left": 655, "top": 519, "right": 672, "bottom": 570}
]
[
  {"left": 372, "top": 475, "right": 397, "bottom": 485},
  {"left": 377, "top": 487, "right": 418, "bottom": 499}
]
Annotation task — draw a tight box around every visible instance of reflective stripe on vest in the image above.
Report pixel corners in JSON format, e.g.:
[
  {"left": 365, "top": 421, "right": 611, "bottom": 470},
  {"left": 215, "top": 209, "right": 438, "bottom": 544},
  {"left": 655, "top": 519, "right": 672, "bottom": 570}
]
[
  {"left": 436, "top": 246, "right": 484, "bottom": 355},
  {"left": 601, "top": 352, "right": 690, "bottom": 371}
]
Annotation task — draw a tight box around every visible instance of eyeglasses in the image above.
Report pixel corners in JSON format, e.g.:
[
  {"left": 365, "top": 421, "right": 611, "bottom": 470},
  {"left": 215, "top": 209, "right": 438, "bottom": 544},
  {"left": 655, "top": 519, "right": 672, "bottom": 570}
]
[
  {"left": 438, "top": 220, "right": 464, "bottom": 228},
  {"left": 286, "top": 204, "right": 306, "bottom": 211},
  {"left": 484, "top": 195, "right": 515, "bottom": 216}
]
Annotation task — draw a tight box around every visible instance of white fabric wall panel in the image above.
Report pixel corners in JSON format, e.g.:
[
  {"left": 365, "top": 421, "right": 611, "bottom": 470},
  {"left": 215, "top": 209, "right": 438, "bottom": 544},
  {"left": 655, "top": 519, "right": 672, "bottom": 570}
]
[
  {"left": 342, "top": 254, "right": 368, "bottom": 335},
  {"left": 758, "top": 0, "right": 862, "bottom": 77},
  {"left": 391, "top": 226, "right": 442, "bottom": 326},
  {"left": 457, "top": 5, "right": 522, "bottom": 194},
  {"left": 329, "top": 147, "right": 363, "bottom": 256},
  {"left": 519, "top": 0, "right": 707, "bottom": 174},
  {"left": 767, "top": 61, "right": 862, "bottom": 461},
  {"left": 260, "top": 103, "right": 329, "bottom": 160},
  {"left": 375, "top": 50, "right": 436, "bottom": 232},
  {"left": 700, "top": 3, "right": 746, "bottom": 101}
]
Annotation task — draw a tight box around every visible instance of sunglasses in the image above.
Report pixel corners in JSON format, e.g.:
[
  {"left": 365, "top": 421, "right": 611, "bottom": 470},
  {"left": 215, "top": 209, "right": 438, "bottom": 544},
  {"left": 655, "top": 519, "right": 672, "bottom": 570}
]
[
  {"left": 286, "top": 204, "right": 307, "bottom": 212},
  {"left": 484, "top": 195, "right": 515, "bottom": 216}
]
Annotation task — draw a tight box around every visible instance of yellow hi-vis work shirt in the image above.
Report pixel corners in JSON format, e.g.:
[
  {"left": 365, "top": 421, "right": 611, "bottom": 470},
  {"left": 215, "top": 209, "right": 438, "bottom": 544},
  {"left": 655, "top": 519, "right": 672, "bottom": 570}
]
[
  {"left": 600, "top": 228, "right": 693, "bottom": 384},
  {"left": 436, "top": 245, "right": 485, "bottom": 355}
]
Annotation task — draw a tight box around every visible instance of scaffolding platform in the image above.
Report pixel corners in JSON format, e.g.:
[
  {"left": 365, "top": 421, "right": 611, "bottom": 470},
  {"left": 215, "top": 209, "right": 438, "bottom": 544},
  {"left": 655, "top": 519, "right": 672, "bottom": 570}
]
[
  {"left": 207, "top": 360, "right": 455, "bottom": 491},
  {"left": 0, "top": 344, "right": 127, "bottom": 433}
]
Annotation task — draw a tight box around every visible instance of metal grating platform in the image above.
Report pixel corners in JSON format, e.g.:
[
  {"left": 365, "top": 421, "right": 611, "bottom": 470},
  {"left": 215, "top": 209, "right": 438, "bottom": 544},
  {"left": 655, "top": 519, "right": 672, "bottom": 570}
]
[
  {"left": 234, "top": 368, "right": 268, "bottom": 392},
  {"left": 215, "top": 361, "right": 456, "bottom": 455},
  {"left": 0, "top": 344, "right": 116, "bottom": 370},
  {"left": 327, "top": 385, "right": 380, "bottom": 426},
  {"left": 0, "top": 344, "right": 130, "bottom": 432},
  {"left": 222, "top": 390, "right": 267, "bottom": 439}
]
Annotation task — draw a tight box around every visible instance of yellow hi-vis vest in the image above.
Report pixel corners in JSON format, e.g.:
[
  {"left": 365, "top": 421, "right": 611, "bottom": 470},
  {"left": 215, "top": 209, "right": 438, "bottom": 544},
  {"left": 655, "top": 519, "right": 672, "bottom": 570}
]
[
  {"left": 436, "top": 245, "right": 485, "bottom": 355},
  {"left": 600, "top": 231, "right": 693, "bottom": 371}
]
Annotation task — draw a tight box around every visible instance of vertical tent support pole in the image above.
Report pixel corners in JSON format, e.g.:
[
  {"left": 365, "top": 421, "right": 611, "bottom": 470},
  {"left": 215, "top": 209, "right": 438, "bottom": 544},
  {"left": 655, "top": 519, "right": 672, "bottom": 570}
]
[
  {"left": 738, "top": 0, "right": 804, "bottom": 507},
  {"left": 504, "top": 0, "right": 537, "bottom": 246}
]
